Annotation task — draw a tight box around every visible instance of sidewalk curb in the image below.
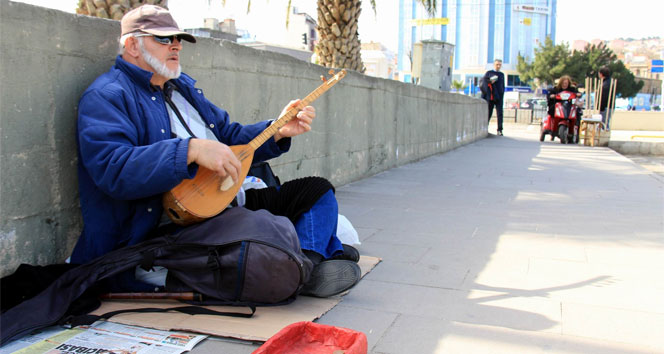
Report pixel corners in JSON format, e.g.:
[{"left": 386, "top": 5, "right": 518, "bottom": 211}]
[{"left": 609, "top": 140, "right": 664, "bottom": 155}]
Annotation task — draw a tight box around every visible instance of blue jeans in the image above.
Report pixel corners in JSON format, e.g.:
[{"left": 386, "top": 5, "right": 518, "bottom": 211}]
[{"left": 294, "top": 189, "right": 343, "bottom": 259}]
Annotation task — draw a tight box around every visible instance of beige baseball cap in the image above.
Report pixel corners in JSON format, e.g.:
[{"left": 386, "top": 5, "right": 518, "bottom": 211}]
[{"left": 121, "top": 5, "right": 196, "bottom": 43}]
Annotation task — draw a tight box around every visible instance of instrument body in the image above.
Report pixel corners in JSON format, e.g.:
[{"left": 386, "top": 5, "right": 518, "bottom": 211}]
[
  {"left": 163, "top": 70, "right": 347, "bottom": 226},
  {"left": 165, "top": 144, "right": 253, "bottom": 225}
]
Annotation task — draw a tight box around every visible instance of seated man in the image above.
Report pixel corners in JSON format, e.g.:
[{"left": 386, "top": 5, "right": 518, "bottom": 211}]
[{"left": 70, "top": 5, "right": 359, "bottom": 297}]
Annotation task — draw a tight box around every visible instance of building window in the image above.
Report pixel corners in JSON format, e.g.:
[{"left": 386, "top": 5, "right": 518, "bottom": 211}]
[{"left": 507, "top": 74, "right": 524, "bottom": 87}]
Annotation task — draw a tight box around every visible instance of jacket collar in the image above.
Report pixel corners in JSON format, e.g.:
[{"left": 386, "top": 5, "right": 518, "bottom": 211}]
[{"left": 115, "top": 55, "right": 155, "bottom": 91}]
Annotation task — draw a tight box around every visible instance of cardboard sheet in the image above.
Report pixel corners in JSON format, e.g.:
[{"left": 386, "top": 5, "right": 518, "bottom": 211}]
[{"left": 91, "top": 256, "right": 380, "bottom": 342}]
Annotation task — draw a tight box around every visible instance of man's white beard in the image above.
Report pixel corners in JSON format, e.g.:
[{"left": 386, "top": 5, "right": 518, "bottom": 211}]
[{"left": 138, "top": 37, "right": 181, "bottom": 80}]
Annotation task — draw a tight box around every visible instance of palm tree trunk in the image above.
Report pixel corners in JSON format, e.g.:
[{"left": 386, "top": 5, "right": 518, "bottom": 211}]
[
  {"left": 76, "top": 0, "right": 169, "bottom": 20},
  {"left": 315, "top": 0, "right": 364, "bottom": 73}
]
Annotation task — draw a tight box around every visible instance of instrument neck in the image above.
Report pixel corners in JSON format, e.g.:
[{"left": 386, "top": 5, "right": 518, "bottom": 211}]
[{"left": 248, "top": 80, "right": 334, "bottom": 149}]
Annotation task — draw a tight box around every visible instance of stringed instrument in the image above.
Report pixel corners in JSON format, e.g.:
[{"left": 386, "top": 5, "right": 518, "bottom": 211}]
[{"left": 163, "top": 69, "right": 347, "bottom": 225}]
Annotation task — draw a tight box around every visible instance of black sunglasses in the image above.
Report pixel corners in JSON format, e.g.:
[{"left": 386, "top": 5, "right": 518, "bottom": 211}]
[{"left": 135, "top": 34, "right": 185, "bottom": 45}]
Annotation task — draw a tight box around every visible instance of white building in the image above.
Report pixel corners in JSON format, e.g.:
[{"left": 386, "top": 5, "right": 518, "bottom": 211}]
[
  {"left": 237, "top": 8, "right": 317, "bottom": 62},
  {"left": 361, "top": 42, "right": 397, "bottom": 79},
  {"left": 286, "top": 8, "right": 317, "bottom": 51}
]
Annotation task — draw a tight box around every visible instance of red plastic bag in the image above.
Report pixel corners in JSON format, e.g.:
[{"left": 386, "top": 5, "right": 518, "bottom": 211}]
[{"left": 253, "top": 321, "right": 368, "bottom": 354}]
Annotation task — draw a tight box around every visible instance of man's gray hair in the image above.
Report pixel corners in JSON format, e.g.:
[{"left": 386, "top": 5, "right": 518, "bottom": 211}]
[
  {"left": 494, "top": 59, "right": 503, "bottom": 63},
  {"left": 118, "top": 34, "right": 140, "bottom": 55}
]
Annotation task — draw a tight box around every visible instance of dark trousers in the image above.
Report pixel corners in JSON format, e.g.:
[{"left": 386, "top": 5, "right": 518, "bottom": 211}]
[
  {"left": 488, "top": 99, "right": 503, "bottom": 132},
  {"left": 244, "top": 177, "right": 342, "bottom": 259}
]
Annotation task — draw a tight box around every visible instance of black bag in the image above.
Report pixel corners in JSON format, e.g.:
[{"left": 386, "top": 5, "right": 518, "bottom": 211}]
[
  {"left": 0, "top": 207, "right": 313, "bottom": 345},
  {"left": 249, "top": 161, "right": 281, "bottom": 187}
]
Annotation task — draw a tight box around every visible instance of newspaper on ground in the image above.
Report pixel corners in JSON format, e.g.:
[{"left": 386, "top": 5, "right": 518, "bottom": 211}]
[
  {"left": 0, "top": 327, "right": 69, "bottom": 354},
  {"left": 0, "top": 321, "right": 207, "bottom": 354}
]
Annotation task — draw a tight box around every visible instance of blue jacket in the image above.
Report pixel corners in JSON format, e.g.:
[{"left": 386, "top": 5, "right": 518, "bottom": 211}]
[{"left": 71, "top": 56, "right": 290, "bottom": 265}]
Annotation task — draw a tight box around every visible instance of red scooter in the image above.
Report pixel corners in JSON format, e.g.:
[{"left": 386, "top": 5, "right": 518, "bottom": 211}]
[{"left": 540, "top": 90, "right": 579, "bottom": 144}]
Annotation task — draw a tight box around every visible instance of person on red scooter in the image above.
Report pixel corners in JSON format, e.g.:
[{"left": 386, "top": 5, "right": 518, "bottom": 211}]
[
  {"left": 547, "top": 75, "right": 579, "bottom": 118},
  {"left": 541, "top": 75, "right": 581, "bottom": 143}
]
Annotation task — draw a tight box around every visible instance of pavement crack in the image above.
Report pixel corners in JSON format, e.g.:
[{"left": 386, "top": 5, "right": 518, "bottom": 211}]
[
  {"left": 461, "top": 269, "right": 471, "bottom": 285},
  {"left": 371, "top": 314, "right": 402, "bottom": 353}
]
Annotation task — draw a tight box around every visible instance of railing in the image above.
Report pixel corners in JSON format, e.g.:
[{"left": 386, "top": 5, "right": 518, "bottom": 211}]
[{"left": 501, "top": 108, "right": 548, "bottom": 124}]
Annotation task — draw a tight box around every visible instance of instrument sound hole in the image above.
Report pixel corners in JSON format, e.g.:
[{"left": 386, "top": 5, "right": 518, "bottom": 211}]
[{"left": 168, "top": 208, "right": 181, "bottom": 220}]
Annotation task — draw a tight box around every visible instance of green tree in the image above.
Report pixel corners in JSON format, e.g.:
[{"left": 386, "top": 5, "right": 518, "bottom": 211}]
[
  {"left": 566, "top": 49, "right": 591, "bottom": 84},
  {"left": 572, "top": 43, "right": 643, "bottom": 97},
  {"left": 582, "top": 42, "right": 616, "bottom": 77},
  {"left": 517, "top": 37, "right": 570, "bottom": 88},
  {"left": 607, "top": 61, "right": 644, "bottom": 98},
  {"left": 517, "top": 38, "right": 643, "bottom": 98}
]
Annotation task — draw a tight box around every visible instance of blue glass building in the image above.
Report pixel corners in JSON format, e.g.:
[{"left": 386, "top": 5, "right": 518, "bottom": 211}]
[{"left": 398, "top": 0, "right": 557, "bottom": 94}]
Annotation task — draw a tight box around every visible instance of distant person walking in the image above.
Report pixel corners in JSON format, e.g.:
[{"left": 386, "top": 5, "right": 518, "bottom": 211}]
[
  {"left": 598, "top": 66, "right": 613, "bottom": 130},
  {"left": 481, "top": 59, "right": 505, "bottom": 135}
]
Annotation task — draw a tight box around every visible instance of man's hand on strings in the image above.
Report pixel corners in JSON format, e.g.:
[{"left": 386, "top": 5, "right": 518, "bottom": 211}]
[{"left": 274, "top": 99, "right": 315, "bottom": 141}]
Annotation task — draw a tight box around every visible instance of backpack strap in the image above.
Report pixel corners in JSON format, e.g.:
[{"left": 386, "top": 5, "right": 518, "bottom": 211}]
[{"left": 62, "top": 305, "right": 256, "bottom": 328}]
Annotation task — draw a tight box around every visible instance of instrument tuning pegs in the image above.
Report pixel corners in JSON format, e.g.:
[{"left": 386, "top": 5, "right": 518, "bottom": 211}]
[{"left": 328, "top": 69, "right": 335, "bottom": 75}]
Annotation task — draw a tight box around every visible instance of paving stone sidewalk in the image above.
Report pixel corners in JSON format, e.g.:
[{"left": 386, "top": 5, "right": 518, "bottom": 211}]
[{"left": 194, "top": 124, "right": 664, "bottom": 353}]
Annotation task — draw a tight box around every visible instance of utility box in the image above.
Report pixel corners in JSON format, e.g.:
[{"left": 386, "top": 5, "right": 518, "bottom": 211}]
[{"left": 411, "top": 40, "right": 454, "bottom": 91}]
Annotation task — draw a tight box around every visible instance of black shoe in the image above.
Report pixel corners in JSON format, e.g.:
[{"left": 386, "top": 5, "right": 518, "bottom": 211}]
[
  {"left": 303, "top": 250, "right": 324, "bottom": 266},
  {"left": 497, "top": 130, "right": 503, "bottom": 136},
  {"left": 300, "top": 260, "right": 361, "bottom": 298},
  {"left": 330, "top": 244, "right": 360, "bottom": 263}
]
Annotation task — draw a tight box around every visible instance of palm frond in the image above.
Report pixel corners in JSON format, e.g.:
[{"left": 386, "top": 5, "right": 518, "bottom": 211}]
[{"left": 417, "top": 0, "right": 436, "bottom": 17}]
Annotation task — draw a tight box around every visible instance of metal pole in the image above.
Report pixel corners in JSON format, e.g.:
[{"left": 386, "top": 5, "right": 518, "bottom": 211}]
[{"left": 606, "top": 78, "right": 617, "bottom": 131}]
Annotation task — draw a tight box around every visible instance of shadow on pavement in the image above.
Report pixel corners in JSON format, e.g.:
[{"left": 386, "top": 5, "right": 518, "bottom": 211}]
[{"left": 328, "top": 125, "right": 663, "bottom": 353}]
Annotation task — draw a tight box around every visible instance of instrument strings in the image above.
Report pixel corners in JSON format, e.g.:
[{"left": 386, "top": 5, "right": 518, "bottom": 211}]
[{"left": 174, "top": 103, "right": 302, "bottom": 203}]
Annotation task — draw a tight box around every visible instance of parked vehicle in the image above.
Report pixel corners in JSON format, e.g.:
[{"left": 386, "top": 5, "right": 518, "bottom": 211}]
[
  {"left": 527, "top": 98, "right": 548, "bottom": 110},
  {"left": 540, "top": 90, "right": 579, "bottom": 144},
  {"left": 519, "top": 101, "right": 533, "bottom": 109},
  {"left": 519, "top": 98, "right": 547, "bottom": 110}
]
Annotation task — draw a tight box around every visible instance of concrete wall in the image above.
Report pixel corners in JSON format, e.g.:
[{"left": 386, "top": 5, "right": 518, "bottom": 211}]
[
  {"left": 611, "top": 111, "right": 664, "bottom": 131},
  {"left": 0, "top": 0, "right": 487, "bottom": 276}
]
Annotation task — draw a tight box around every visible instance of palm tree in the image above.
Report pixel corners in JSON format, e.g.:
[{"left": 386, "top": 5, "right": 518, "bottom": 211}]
[
  {"left": 76, "top": 0, "right": 438, "bottom": 74},
  {"left": 231, "top": 1, "right": 436, "bottom": 73},
  {"left": 76, "top": 0, "right": 168, "bottom": 20},
  {"left": 314, "top": 0, "right": 436, "bottom": 72},
  {"left": 314, "top": 0, "right": 366, "bottom": 72},
  {"left": 451, "top": 79, "right": 466, "bottom": 93}
]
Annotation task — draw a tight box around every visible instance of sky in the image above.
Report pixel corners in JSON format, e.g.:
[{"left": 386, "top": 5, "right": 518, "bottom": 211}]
[
  {"left": 9, "top": 0, "right": 664, "bottom": 52},
  {"left": 555, "top": 0, "right": 663, "bottom": 43}
]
